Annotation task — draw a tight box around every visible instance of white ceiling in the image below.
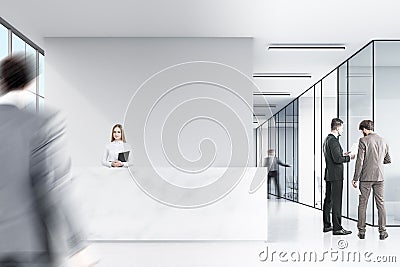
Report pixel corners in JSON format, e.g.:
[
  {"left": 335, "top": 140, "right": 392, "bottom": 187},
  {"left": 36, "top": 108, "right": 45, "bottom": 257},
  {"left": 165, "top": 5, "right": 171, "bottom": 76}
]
[{"left": 2, "top": 0, "right": 400, "bottom": 115}]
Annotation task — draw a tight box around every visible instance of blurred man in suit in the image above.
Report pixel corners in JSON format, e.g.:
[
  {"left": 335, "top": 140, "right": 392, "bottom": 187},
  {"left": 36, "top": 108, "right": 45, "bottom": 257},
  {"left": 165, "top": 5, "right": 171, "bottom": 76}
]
[
  {"left": 0, "top": 54, "right": 94, "bottom": 266},
  {"left": 265, "top": 149, "right": 291, "bottom": 199},
  {"left": 323, "top": 118, "right": 355, "bottom": 235},
  {"left": 352, "top": 120, "right": 391, "bottom": 240}
]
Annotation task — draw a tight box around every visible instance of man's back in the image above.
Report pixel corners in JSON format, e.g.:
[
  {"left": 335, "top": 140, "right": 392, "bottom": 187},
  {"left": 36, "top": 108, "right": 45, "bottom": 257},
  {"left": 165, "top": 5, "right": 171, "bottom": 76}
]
[
  {"left": 0, "top": 104, "right": 85, "bottom": 262},
  {"left": 0, "top": 54, "right": 87, "bottom": 264},
  {"left": 354, "top": 133, "right": 390, "bottom": 182},
  {"left": 0, "top": 105, "right": 47, "bottom": 253}
]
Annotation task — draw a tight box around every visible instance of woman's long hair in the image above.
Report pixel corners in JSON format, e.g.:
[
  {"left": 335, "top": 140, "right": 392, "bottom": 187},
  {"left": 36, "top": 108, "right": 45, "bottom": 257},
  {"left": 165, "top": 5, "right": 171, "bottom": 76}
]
[{"left": 111, "top": 124, "right": 126, "bottom": 142}]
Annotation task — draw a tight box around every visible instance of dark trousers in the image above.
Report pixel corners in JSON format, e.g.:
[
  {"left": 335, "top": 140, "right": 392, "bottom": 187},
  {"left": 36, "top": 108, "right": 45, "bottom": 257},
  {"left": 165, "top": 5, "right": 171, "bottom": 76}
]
[
  {"left": 267, "top": 171, "right": 280, "bottom": 198},
  {"left": 323, "top": 180, "right": 343, "bottom": 231}
]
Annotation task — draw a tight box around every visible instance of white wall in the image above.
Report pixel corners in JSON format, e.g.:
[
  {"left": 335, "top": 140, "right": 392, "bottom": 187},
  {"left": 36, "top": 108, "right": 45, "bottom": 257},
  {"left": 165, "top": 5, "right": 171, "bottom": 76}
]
[
  {"left": 45, "top": 37, "right": 254, "bottom": 168},
  {"left": 45, "top": 38, "right": 267, "bottom": 240}
]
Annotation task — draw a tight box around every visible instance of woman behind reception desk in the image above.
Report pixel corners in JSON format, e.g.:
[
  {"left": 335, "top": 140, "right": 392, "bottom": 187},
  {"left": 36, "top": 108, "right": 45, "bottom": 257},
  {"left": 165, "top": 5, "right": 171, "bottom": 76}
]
[{"left": 102, "top": 124, "right": 132, "bottom": 167}]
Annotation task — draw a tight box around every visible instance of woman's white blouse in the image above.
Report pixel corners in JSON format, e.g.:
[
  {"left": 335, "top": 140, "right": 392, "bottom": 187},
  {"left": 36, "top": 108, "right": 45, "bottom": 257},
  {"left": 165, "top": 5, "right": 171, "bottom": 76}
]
[{"left": 102, "top": 141, "right": 132, "bottom": 167}]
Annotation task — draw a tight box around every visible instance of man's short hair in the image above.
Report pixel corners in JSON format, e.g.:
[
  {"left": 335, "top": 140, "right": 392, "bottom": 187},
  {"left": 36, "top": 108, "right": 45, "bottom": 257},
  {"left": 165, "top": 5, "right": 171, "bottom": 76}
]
[
  {"left": 331, "top": 118, "right": 344, "bottom": 131},
  {"left": 0, "top": 53, "right": 35, "bottom": 92},
  {"left": 359, "top": 120, "right": 374, "bottom": 131}
]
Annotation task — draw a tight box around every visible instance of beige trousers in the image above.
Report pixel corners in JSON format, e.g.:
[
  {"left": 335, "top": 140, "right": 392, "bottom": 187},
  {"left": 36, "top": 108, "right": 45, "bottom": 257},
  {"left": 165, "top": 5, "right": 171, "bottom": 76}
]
[{"left": 358, "top": 181, "right": 386, "bottom": 233}]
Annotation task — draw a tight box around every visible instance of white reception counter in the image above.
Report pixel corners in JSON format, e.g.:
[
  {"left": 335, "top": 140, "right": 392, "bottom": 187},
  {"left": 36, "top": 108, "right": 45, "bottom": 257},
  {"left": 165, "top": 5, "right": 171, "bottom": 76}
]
[{"left": 70, "top": 167, "right": 267, "bottom": 241}]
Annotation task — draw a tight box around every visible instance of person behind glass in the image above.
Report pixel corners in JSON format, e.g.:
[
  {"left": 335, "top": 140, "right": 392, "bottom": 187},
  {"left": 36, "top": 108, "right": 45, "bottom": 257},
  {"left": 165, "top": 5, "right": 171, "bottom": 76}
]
[
  {"left": 265, "top": 149, "right": 291, "bottom": 199},
  {"left": 322, "top": 118, "right": 355, "bottom": 235},
  {"left": 102, "top": 124, "right": 132, "bottom": 167}
]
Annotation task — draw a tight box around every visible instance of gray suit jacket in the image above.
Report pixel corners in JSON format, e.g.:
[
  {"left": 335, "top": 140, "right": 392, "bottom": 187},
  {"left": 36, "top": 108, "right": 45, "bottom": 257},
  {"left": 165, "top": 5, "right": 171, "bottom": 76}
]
[
  {"left": 0, "top": 104, "right": 85, "bottom": 262},
  {"left": 353, "top": 133, "right": 391, "bottom": 182}
]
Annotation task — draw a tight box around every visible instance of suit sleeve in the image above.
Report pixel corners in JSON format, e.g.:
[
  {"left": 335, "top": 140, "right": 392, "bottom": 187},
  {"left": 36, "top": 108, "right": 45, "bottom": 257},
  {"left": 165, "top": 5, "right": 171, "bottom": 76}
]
[
  {"left": 384, "top": 143, "right": 391, "bottom": 164},
  {"left": 353, "top": 139, "right": 366, "bottom": 181},
  {"left": 277, "top": 159, "right": 290, "bottom": 167},
  {"left": 30, "top": 110, "right": 87, "bottom": 256},
  {"left": 329, "top": 139, "right": 350, "bottom": 164}
]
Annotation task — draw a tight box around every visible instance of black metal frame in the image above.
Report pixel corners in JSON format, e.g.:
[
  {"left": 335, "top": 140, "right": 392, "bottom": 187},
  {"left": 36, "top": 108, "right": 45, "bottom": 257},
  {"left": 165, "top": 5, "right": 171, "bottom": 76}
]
[
  {"left": 372, "top": 41, "right": 375, "bottom": 226},
  {"left": 0, "top": 17, "right": 44, "bottom": 55},
  {"left": 346, "top": 61, "right": 350, "bottom": 219}
]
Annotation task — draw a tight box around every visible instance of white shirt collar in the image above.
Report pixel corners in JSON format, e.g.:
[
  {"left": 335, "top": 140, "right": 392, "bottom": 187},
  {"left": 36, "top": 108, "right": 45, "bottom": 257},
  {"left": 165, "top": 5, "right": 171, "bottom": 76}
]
[{"left": 0, "top": 90, "right": 35, "bottom": 109}]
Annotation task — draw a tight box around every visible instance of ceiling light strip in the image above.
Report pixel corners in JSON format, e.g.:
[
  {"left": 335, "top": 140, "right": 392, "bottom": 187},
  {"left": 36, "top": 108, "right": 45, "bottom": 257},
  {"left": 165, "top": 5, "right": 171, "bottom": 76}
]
[
  {"left": 253, "top": 74, "right": 311, "bottom": 78},
  {"left": 253, "top": 92, "right": 291, "bottom": 96},
  {"left": 253, "top": 72, "right": 311, "bottom": 78},
  {"left": 253, "top": 104, "right": 277, "bottom": 108},
  {"left": 267, "top": 44, "right": 346, "bottom": 50}
]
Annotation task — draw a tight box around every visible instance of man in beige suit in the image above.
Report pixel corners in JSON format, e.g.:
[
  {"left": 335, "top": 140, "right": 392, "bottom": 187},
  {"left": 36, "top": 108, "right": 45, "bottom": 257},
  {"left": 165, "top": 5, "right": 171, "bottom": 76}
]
[{"left": 352, "top": 120, "right": 391, "bottom": 240}]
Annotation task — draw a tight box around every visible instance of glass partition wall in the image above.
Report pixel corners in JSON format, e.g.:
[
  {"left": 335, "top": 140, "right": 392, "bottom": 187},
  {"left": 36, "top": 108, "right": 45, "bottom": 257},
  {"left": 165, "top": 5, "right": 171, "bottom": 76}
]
[
  {"left": 374, "top": 41, "right": 400, "bottom": 226},
  {"left": 262, "top": 100, "right": 299, "bottom": 201},
  {"left": 257, "top": 40, "right": 400, "bottom": 227}
]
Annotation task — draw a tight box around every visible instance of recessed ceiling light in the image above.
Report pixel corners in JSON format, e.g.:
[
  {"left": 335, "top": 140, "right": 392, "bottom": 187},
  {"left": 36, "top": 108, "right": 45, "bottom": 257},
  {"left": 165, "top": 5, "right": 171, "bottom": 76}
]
[
  {"left": 267, "top": 43, "right": 346, "bottom": 50},
  {"left": 253, "top": 104, "right": 277, "bottom": 108},
  {"left": 338, "top": 92, "right": 367, "bottom": 96},
  {"left": 253, "top": 92, "right": 291, "bottom": 96},
  {"left": 253, "top": 73, "right": 311, "bottom": 78}
]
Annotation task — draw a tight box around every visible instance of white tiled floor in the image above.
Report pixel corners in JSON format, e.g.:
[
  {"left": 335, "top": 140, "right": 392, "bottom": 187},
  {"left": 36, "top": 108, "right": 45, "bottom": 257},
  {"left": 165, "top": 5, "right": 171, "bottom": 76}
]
[{"left": 87, "top": 199, "right": 400, "bottom": 266}]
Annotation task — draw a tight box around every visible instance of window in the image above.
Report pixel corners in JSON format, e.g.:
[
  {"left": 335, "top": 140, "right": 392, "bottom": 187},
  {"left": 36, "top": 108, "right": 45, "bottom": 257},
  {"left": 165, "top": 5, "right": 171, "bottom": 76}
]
[{"left": 1, "top": 17, "right": 44, "bottom": 112}]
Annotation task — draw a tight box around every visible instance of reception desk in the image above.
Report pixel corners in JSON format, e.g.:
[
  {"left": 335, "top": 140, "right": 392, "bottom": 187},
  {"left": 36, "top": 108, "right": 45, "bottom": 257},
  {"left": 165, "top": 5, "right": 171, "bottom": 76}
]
[{"left": 71, "top": 166, "right": 267, "bottom": 241}]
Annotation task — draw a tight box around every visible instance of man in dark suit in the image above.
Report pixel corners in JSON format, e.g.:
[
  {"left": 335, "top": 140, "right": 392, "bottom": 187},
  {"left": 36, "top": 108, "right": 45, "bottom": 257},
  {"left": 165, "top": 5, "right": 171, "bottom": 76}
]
[
  {"left": 322, "top": 118, "right": 355, "bottom": 235},
  {"left": 0, "top": 55, "right": 93, "bottom": 266}
]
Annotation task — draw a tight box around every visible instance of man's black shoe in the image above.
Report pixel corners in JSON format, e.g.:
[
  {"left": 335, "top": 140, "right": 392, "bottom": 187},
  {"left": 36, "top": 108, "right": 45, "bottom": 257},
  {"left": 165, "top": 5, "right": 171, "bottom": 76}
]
[
  {"left": 379, "top": 232, "right": 388, "bottom": 240},
  {"left": 358, "top": 232, "right": 365, "bottom": 239},
  {"left": 323, "top": 226, "right": 333, "bottom": 233},
  {"left": 333, "top": 229, "right": 352, "bottom": 235}
]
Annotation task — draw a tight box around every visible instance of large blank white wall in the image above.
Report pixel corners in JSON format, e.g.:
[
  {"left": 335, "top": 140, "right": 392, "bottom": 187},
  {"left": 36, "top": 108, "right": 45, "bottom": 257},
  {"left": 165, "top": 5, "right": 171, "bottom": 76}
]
[
  {"left": 44, "top": 38, "right": 267, "bottom": 240},
  {"left": 45, "top": 37, "right": 254, "bottom": 168}
]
